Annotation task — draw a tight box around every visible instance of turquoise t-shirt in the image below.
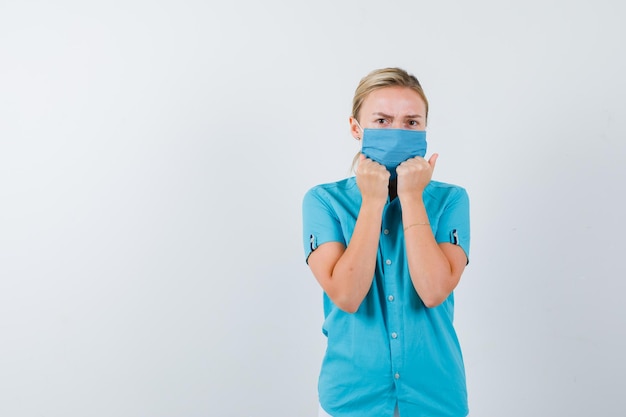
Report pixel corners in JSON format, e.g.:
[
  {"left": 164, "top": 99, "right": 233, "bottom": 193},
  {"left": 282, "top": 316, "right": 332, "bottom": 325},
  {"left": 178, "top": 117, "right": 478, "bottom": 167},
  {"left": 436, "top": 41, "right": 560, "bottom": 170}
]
[{"left": 302, "top": 177, "right": 470, "bottom": 417}]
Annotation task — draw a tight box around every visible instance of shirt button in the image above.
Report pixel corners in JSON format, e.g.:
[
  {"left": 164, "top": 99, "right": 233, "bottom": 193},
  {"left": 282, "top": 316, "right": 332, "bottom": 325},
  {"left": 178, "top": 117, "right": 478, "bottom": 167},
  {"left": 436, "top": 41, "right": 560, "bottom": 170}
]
[
  {"left": 383, "top": 229, "right": 389, "bottom": 235},
  {"left": 388, "top": 295, "right": 394, "bottom": 302},
  {"left": 385, "top": 259, "right": 392, "bottom": 265},
  {"left": 391, "top": 332, "right": 398, "bottom": 339},
  {"left": 394, "top": 373, "right": 400, "bottom": 379}
]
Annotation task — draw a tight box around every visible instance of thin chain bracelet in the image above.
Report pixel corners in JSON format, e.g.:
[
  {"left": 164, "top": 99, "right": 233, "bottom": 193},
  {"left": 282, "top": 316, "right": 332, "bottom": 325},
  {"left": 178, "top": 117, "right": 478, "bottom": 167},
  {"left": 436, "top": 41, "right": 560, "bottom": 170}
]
[{"left": 403, "top": 222, "right": 430, "bottom": 231}]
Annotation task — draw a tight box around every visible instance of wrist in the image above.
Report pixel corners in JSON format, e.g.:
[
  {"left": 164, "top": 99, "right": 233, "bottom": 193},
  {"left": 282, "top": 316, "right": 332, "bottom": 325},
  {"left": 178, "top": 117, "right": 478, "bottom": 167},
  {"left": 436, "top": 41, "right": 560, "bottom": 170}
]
[
  {"left": 359, "top": 197, "right": 387, "bottom": 214},
  {"left": 398, "top": 191, "right": 424, "bottom": 207},
  {"left": 359, "top": 200, "right": 387, "bottom": 216},
  {"left": 403, "top": 221, "right": 430, "bottom": 232}
]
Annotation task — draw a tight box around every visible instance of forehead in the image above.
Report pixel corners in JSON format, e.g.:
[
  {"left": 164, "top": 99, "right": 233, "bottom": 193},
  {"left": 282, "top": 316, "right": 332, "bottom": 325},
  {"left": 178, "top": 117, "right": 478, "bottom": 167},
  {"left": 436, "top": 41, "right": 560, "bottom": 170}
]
[{"left": 362, "top": 86, "right": 426, "bottom": 115}]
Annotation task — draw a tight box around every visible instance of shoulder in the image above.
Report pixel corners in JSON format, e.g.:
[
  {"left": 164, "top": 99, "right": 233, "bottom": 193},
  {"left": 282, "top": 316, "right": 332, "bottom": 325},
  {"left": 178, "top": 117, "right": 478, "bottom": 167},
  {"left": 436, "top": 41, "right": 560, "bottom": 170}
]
[
  {"left": 424, "top": 180, "right": 469, "bottom": 202},
  {"left": 303, "top": 177, "right": 358, "bottom": 201}
]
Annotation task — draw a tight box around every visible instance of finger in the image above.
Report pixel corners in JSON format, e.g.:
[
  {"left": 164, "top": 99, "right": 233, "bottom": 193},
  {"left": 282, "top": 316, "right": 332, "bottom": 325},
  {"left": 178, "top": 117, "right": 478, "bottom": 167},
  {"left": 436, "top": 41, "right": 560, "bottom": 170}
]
[
  {"left": 429, "top": 153, "right": 439, "bottom": 169},
  {"left": 357, "top": 153, "right": 369, "bottom": 168},
  {"left": 355, "top": 153, "right": 366, "bottom": 172}
]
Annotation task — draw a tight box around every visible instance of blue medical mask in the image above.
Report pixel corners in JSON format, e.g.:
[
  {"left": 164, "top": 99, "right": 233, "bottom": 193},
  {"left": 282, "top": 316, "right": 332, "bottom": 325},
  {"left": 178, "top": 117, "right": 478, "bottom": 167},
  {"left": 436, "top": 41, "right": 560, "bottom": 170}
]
[{"left": 357, "top": 122, "right": 428, "bottom": 178}]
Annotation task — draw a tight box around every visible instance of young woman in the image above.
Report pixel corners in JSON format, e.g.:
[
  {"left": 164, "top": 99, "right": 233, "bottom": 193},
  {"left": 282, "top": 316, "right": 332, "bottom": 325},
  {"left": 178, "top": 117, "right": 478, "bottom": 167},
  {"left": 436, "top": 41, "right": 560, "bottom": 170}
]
[{"left": 302, "top": 68, "right": 471, "bottom": 417}]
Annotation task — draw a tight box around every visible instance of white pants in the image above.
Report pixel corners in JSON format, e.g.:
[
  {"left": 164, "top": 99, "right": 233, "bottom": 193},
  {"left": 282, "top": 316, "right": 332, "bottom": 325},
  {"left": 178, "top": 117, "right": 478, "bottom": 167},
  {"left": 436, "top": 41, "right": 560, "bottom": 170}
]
[{"left": 318, "top": 403, "right": 400, "bottom": 416}]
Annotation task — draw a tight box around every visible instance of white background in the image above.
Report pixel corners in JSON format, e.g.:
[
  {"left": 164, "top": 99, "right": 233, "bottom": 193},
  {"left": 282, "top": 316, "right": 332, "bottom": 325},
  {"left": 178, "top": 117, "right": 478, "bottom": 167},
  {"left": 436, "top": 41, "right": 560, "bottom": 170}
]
[{"left": 1, "top": 1, "right": 625, "bottom": 416}]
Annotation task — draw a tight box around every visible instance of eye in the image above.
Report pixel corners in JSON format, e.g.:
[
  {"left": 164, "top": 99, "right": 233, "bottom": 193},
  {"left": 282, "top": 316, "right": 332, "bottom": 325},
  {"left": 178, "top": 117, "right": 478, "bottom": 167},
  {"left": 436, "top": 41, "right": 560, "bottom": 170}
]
[
  {"left": 408, "top": 120, "right": 419, "bottom": 127},
  {"left": 376, "top": 118, "right": 387, "bottom": 125}
]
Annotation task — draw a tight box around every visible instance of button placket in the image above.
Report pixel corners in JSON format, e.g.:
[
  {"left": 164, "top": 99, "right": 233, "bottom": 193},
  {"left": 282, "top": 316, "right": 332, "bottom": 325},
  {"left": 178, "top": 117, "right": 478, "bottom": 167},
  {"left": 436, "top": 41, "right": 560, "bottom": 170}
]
[{"left": 381, "top": 208, "right": 404, "bottom": 385}]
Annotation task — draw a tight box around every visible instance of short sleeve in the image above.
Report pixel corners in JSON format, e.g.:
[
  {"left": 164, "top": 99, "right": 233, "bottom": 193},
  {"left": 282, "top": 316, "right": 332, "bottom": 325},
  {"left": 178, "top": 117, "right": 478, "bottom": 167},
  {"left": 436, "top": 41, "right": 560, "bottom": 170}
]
[
  {"left": 302, "top": 187, "right": 346, "bottom": 263},
  {"left": 434, "top": 187, "right": 470, "bottom": 262}
]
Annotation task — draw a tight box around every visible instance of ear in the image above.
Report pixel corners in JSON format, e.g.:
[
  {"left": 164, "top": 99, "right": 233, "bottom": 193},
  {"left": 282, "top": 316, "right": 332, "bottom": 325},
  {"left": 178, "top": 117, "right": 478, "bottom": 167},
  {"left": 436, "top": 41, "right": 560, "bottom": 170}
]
[{"left": 349, "top": 116, "right": 361, "bottom": 140}]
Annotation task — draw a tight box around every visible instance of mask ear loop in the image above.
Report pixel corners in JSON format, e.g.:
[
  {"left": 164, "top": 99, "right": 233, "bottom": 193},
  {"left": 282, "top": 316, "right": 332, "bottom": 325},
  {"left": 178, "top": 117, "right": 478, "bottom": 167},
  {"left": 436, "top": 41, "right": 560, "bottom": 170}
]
[
  {"left": 353, "top": 119, "right": 364, "bottom": 141},
  {"left": 351, "top": 119, "right": 364, "bottom": 173}
]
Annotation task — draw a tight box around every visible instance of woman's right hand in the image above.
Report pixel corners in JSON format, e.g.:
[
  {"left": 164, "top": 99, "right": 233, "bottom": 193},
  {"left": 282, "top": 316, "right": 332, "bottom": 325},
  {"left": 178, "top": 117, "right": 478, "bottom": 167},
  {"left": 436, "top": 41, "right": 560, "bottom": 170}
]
[
  {"left": 356, "top": 154, "right": 389, "bottom": 204},
  {"left": 308, "top": 153, "right": 387, "bottom": 313}
]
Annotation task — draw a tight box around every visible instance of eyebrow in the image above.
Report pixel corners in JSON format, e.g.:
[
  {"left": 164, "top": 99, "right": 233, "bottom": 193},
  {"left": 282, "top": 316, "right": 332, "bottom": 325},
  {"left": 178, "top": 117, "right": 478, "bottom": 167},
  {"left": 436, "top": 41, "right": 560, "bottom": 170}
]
[{"left": 371, "top": 112, "right": 423, "bottom": 119}]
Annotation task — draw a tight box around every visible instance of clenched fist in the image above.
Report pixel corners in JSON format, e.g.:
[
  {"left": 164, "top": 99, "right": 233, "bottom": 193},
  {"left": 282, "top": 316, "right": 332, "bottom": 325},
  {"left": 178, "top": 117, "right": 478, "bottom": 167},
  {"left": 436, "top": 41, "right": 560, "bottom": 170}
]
[
  {"left": 356, "top": 154, "right": 390, "bottom": 205},
  {"left": 396, "top": 153, "right": 439, "bottom": 200}
]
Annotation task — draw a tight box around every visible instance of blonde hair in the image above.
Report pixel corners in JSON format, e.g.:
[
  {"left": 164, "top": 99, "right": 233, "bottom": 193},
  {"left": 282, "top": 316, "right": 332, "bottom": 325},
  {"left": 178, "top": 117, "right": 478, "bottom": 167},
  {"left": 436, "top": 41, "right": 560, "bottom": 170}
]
[
  {"left": 350, "top": 67, "right": 429, "bottom": 172},
  {"left": 352, "top": 67, "right": 429, "bottom": 123}
]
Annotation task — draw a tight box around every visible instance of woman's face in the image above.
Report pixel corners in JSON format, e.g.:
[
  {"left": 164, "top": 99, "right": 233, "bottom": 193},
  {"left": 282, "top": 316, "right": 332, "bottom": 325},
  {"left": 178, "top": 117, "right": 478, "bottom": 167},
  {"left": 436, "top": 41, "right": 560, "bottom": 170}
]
[{"left": 351, "top": 86, "right": 427, "bottom": 139}]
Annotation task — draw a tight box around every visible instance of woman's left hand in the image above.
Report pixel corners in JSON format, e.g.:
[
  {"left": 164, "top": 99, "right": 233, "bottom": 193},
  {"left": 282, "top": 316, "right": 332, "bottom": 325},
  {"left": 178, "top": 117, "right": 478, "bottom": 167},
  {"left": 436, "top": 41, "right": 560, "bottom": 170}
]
[{"left": 396, "top": 153, "right": 439, "bottom": 200}]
